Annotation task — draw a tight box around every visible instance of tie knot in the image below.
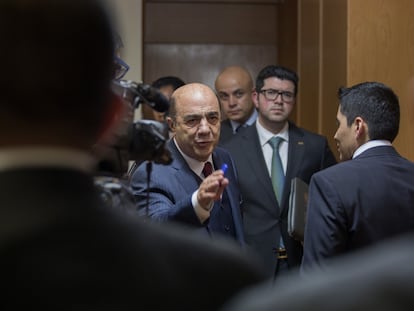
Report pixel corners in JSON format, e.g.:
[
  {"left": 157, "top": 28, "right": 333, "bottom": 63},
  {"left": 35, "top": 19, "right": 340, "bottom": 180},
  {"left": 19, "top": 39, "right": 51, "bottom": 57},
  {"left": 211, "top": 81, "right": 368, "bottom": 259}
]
[
  {"left": 202, "top": 161, "right": 213, "bottom": 177},
  {"left": 268, "top": 136, "right": 283, "bottom": 150}
]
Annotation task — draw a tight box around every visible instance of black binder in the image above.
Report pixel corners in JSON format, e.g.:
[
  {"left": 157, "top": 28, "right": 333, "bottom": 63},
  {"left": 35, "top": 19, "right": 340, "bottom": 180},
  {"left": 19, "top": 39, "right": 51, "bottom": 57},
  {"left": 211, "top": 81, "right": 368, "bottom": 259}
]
[{"left": 288, "top": 177, "right": 309, "bottom": 242}]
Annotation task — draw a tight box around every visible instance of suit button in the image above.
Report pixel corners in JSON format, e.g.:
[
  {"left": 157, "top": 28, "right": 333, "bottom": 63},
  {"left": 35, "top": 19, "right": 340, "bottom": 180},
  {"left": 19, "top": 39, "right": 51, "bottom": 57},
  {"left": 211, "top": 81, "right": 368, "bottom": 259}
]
[{"left": 224, "top": 225, "right": 230, "bottom": 231}]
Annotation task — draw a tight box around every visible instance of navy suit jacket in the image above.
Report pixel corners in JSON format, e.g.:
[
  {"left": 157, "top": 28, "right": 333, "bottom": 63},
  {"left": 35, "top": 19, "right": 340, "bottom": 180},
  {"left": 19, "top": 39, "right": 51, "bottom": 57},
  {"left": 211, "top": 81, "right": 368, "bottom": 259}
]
[
  {"left": 130, "top": 139, "right": 245, "bottom": 246},
  {"left": 222, "top": 121, "right": 337, "bottom": 277},
  {"left": 302, "top": 146, "right": 414, "bottom": 270}
]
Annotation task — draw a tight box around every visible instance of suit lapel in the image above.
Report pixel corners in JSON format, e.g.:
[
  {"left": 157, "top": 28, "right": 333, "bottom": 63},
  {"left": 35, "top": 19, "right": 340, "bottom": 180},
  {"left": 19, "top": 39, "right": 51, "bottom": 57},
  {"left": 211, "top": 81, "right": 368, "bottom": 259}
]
[
  {"left": 167, "top": 140, "right": 201, "bottom": 193},
  {"left": 285, "top": 124, "right": 305, "bottom": 184}
]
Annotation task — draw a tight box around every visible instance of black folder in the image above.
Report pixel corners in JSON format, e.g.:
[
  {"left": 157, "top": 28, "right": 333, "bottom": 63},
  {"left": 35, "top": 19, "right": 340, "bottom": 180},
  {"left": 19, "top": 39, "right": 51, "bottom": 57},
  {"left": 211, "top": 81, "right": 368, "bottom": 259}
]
[{"left": 288, "top": 177, "right": 309, "bottom": 242}]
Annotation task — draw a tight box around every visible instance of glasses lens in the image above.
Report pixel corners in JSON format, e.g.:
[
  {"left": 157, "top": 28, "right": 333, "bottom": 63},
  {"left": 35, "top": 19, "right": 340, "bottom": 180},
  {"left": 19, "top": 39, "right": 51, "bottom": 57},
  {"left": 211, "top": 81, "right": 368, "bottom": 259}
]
[{"left": 114, "top": 56, "right": 129, "bottom": 80}]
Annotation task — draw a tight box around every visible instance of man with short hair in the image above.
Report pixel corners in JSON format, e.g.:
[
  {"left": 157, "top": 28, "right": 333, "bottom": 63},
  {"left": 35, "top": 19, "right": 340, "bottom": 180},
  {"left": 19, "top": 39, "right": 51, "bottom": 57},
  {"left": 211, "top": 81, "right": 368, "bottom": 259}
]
[
  {"left": 302, "top": 81, "right": 414, "bottom": 271},
  {"left": 222, "top": 65, "right": 337, "bottom": 279}
]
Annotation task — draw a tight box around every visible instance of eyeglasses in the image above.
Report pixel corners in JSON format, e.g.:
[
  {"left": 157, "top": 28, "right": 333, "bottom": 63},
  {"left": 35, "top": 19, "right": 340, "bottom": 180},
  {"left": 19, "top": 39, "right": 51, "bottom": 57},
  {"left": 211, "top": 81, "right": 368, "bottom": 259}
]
[
  {"left": 114, "top": 56, "right": 130, "bottom": 80},
  {"left": 259, "top": 89, "right": 295, "bottom": 103}
]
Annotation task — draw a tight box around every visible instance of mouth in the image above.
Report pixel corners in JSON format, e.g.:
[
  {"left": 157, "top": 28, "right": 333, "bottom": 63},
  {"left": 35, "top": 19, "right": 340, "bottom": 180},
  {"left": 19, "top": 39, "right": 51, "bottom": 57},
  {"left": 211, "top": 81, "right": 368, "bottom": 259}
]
[
  {"left": 196, "top": 141, "right": 212, "bottom": 148},
  {"left": 270, "top": 108, "right": 283, "bottom": 114},
  {"left": 227, "top": 110, "right": 242, "bottom": 116}
]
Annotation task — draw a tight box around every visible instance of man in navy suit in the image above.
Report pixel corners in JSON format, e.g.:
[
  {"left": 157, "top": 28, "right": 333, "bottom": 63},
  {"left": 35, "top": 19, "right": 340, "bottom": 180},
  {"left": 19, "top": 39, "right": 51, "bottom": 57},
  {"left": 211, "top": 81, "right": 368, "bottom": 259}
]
[
  {"left": 302, "top": 81, "right": 414, "bottom": 271},
  {"left": 222, "top": 65, "right": 337, "bottom": 279},
  {"left": 130, "top": 83, "right": 246, "bottom": 246}
]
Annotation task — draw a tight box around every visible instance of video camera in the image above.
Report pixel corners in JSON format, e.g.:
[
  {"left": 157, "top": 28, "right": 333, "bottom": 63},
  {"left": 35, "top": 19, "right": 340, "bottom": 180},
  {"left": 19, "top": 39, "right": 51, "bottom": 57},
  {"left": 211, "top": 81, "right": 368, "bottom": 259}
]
[{"left": 108, "top": 80, "right": 172, "bottom": 173}]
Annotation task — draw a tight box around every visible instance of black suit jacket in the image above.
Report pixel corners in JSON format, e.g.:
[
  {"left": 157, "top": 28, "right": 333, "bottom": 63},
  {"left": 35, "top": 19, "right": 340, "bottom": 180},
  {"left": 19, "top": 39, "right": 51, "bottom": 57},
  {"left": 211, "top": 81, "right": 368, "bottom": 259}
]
[
  {"left": 222, "top": 121, "right": 337, "bottom": 277},
  {"left": 219, "top": 119, "right": 235, "bottom": 145},
  {"left": 1, "top": 167, "right": 265, "bottom": 309}
]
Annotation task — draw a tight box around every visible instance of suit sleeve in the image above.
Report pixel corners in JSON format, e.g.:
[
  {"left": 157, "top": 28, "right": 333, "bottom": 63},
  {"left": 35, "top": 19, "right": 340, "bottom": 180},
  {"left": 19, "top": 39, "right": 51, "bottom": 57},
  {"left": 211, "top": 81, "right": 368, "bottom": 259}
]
[
  {"left": 130, "top": 162, "right": 202, "bottom": 226},
  {"left": 301, "top": 172, "right": 348, "bottom": 271}
]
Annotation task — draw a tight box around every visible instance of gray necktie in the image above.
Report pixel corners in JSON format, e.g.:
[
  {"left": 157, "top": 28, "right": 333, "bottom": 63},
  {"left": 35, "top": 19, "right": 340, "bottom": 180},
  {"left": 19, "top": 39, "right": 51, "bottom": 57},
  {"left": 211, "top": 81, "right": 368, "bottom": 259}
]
[
  {"left": 269, "top": 136, "right": 286, "bottom": 251},
  {"left": 268, "top": 136, "right": 285, "bottom": 205}
]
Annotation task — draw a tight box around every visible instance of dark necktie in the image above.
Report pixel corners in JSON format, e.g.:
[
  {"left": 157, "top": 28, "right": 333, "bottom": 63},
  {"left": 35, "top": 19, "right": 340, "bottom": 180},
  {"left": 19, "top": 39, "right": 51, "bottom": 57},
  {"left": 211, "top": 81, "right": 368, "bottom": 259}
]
[
  {"left": 268, "top": 136, "right": 285, "bottom": 204},
  {"left": 202, "top": 161, "right": 213, "bottom": 178}
]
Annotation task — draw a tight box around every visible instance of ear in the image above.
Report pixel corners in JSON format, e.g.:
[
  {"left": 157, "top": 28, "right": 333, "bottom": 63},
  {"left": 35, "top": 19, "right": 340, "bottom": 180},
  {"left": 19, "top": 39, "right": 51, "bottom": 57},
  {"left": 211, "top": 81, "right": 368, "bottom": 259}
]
[
  {"left": 354, "top": 117, "right": 368, "bottom": 140},
  {"left": 252, "top": 90, "right": 260, "bottom": 109},
  {"left": 166, "top": 116, "right": 175, "bottom": 133}
]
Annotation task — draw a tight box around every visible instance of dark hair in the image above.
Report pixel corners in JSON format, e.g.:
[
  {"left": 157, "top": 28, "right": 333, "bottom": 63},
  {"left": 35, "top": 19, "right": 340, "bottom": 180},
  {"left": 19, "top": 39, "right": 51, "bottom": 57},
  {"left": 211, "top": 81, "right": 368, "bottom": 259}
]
[
  {"left": 0, "top": 0, "right": 115, "bottom": 138},
  {"left": 338, "top": 81, "right": 400, "bottom": 142},
  {"left": 152, "top": 76, "right": 185, "bottom": 91},
  {"left": 255, "top": 65, "right": 299, "bottom": 95}
]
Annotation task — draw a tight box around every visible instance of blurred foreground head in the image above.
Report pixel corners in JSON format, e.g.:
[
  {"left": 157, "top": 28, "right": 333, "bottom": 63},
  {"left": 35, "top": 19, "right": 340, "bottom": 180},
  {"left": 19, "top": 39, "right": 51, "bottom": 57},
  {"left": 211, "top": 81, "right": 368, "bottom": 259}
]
[{"left": 0, "top": 0, "right": 118, "bottom": 150}]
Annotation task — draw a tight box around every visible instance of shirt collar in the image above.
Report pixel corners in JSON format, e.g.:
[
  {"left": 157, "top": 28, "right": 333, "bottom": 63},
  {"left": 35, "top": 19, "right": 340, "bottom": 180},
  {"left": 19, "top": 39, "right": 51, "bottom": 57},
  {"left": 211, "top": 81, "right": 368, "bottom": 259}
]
[
  {"left": 229, "top": 109, "right": 258, "bottom": 133},
  {"left": 173, "top": 138, "right": 213, "bottom": 176},
  {"left": 256, "top": 120, "right": 289, "bottom": 147},
  {"left": 353, "top": 140, "right": 392, "bottom": 159}
]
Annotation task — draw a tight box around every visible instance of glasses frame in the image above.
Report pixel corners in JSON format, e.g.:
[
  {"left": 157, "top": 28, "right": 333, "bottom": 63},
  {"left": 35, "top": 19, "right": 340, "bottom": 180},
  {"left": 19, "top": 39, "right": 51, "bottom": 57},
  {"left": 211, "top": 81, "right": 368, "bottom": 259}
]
[
  {"left": 259, "top": 89, "right": 295, "bottom": 103},
  {"left": 114, "top": 56, "right": 130, "bottom": 80}
]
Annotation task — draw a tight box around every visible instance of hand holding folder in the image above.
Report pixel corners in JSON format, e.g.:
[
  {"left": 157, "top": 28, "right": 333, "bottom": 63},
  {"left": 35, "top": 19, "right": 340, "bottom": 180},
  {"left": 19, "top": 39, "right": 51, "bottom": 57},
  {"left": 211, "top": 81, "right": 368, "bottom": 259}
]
[{"left": 288, "top": 177, "right": 309, "bottom": 242}]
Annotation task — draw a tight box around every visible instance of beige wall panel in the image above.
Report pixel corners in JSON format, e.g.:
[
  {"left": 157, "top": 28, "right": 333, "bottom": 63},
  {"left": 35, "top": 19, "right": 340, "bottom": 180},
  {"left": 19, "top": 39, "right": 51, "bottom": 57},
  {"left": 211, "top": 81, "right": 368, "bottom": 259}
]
[
  {"left": 145, "top": 3, "right": 278, "bottom": 44},
  {"left": 348, "top": 0, "right": 414, "bottom": 160},
  {"left": 144, "top": 43, "right": 278, "bottom": 89}
]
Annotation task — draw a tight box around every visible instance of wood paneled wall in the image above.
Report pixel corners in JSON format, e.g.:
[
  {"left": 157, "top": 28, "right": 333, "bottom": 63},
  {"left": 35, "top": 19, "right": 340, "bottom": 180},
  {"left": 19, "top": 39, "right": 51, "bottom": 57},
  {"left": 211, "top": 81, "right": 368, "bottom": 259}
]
[
  {"left": 347, "top": 0, "right": 414, "bottom": 160},
  {"left": 297, "top": 0, "right": 414, "bottom": 161}
]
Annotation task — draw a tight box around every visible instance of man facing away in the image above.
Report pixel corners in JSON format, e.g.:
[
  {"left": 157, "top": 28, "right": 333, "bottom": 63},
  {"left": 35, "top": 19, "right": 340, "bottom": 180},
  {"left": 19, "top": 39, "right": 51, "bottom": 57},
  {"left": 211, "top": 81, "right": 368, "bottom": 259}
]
[
  {"left": 215, "top": 66, "right": 258, "bottom": 144},
  {"left": 0, "top": 0, "right": 266, "bottom": 309},
  {"left": 130, "top": 83, "right": 248, "bottom": 247},
  {"left": 222, "top": 65, "right": 337, "bottom": 279},
  {"left": 301, "top": 81, "right": 414, "bottom": 271}
]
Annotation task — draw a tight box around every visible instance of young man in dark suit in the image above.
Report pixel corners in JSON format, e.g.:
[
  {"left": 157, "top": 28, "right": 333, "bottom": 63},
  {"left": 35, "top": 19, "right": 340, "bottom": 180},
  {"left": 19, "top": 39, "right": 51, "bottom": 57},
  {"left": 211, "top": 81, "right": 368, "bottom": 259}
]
[
  {"left": 222, "top": 65, "right": 337, "bottom": 279},
  {"left": 0, "top": 0, "right": 265, "bottom": 309},
  {"left": 301, "top": 81, "right": 414, "bottom": 271}
]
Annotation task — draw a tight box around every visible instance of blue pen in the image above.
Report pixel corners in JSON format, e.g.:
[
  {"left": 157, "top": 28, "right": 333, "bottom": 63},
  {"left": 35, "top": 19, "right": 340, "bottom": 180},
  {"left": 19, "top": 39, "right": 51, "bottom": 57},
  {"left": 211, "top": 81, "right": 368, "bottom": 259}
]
[{"left": 220, "top": 163, "right": 228, "bottom": 174}]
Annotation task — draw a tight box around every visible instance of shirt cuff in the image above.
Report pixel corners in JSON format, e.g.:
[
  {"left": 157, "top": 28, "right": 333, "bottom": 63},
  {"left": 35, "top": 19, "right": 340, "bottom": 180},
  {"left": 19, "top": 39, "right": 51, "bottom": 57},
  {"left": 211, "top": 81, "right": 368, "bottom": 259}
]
[{"left": 192, "top": 190, "right": 213, "bottom": 224}]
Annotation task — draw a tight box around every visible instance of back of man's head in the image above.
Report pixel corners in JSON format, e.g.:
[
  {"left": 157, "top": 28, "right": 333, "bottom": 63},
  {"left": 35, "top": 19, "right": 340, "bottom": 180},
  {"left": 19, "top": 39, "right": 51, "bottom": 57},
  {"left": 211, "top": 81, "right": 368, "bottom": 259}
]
[{"left": 0, "top": 0, "right": 115, "bottom": 147}]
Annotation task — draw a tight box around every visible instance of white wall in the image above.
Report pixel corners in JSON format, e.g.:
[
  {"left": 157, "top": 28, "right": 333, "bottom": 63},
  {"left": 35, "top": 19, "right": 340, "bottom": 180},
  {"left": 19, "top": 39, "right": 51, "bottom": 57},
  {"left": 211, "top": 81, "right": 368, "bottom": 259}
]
[{"left": 107, "top": 0, "right": 143, "bottom": 119}]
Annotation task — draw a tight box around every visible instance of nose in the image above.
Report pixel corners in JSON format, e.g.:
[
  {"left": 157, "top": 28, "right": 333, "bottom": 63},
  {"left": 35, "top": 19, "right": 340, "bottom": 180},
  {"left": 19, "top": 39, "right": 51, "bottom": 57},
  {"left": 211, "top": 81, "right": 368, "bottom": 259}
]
[
  {"left": 228, "top": 95, "right": 237, "bottom": 107},
  {"left": 198, "top": 117, "right": 211, "bottom": 132},
  {"left": 274, "top": 92, "right": 283, "bottom": 103}
]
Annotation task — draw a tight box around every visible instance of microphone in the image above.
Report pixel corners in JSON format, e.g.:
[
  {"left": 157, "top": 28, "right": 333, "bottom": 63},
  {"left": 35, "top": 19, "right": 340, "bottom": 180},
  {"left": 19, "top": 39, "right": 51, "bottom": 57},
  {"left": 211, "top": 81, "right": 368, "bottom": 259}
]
[{"left": 135, "top": 83, "right": 169, "bottom": 113}]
